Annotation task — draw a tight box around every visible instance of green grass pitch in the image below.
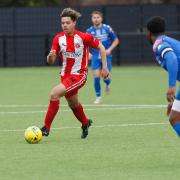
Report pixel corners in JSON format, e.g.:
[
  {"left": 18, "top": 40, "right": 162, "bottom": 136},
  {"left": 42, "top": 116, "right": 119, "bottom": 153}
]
[{"left": 0, "top": 66, "right": 180, "bottom": 180}]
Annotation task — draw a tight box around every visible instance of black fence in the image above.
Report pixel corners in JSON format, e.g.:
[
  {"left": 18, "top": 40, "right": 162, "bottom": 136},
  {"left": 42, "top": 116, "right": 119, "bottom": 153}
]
[{"left": 0, "top": 4, "right": 180, "bottom": 67}]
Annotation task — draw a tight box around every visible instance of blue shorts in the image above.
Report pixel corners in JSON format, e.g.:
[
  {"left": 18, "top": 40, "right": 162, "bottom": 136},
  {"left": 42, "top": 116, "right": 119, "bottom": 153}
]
[{"left": 91, "top": 57, "right": 112, "bottom": 71}]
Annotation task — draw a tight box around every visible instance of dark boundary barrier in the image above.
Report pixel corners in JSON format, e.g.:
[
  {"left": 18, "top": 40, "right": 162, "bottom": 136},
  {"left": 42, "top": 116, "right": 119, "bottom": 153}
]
[{"left": 0, "top": 4, "right": 180, "bottom": 67}]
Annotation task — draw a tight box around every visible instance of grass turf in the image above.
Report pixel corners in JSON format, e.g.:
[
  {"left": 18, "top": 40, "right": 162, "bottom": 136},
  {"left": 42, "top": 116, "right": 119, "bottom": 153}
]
[{"left": 0, "top": 66, "right": 180, "bottom": 180}]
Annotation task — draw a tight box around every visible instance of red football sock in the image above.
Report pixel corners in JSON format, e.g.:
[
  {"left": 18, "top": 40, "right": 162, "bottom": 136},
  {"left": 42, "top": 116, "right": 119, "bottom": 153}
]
[
  {"left": 72, "top": 103, "right": 88, "bottom": 127},
  {"left": 44, "top": 100, "right": 59, "bottom": 130}
]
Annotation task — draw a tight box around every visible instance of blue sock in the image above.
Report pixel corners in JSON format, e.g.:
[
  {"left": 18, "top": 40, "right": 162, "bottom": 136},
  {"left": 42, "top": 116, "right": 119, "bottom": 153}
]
[
  {"left": 94, "top": 77, "right": 101, "bottom": 97},
  {"left": 173, "top": 123, "right": 180, "bottom": 137},
  {"left": 104, "top": 78, "right": 111, "bottom": 86}
]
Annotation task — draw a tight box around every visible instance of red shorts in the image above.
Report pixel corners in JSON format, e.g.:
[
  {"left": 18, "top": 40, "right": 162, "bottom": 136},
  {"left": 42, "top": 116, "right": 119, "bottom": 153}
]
[{"left": 61, "top": 72, "right": 87, "bottom": 99}]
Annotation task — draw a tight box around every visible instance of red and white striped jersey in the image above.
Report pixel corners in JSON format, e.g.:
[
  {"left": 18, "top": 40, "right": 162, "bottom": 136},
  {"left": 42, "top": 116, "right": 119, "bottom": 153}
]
[{"left": 51, "top": 30, "right": 99, "bottom": 76}]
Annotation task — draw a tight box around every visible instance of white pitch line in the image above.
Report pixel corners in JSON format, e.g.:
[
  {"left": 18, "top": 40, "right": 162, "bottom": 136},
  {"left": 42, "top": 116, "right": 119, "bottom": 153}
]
[
  {"left": 0, "top": 110, "right": 46, "bottom": 114},
  {"left": 0, "top": 104, "right": 48, "bottom": 108},
  {"left": 52, "top": 122, "right": 169, "bottom": 129},
  {"left": 0, "top": 122, "right": 169, "bottom": 133},
  {"left": 0, "top": 104, "right": 167, "bottom": 108},
  {"left": 0, "top": 106, "right": 166, "bottom": 115}
]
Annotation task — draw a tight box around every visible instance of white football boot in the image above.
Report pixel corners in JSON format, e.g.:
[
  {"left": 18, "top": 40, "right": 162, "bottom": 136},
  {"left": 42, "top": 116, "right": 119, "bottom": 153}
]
[{"left": 94, "top": 96, "right": 102, "bottom": 104}]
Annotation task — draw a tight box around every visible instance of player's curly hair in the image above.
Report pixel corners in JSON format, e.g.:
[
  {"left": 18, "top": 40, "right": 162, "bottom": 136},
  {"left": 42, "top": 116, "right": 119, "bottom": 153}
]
[
  {"left": 146, "top": 16, "right": 165, "bottom": 35},
  {"left": 60, "top": 8, "right": 81, "bottom": 22}
]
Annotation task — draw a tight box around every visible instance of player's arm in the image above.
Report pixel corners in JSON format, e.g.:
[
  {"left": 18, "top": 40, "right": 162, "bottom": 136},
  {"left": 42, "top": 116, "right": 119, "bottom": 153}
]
[
  {"left": 164, "top": 51, "right": 178, "bottom": 103},
  {"left": 86, "top": 28, "right": 93, "bottom": 61},
  {"left": 97, "top": 42, "right": 109, "bottom": 79},
  {"left": 47, "top": 35, "right": 59, "bottom": 65},
  {"left": 106, "top": 38, "right": 119, "bottom": 55},
  {"left": 85, "top": 33, "right": 109, "bottom": 78},
  {"left": 106, "top": 27, "right": 119, "bottom": 55},
  {"left": 47, "top": 50, "right": 57, "bottom": 64}
]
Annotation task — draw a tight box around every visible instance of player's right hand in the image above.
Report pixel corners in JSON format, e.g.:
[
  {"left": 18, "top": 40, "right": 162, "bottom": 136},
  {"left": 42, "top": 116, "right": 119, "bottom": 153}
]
[
  {"left": 166, "top": 87, "right": 176, "bottom": 103},
  {"left": 48, "top": 50, "right": 56, "bottom": 57},
  {"left": 47, "top": 50, "right": 57, "bottom": 64}
]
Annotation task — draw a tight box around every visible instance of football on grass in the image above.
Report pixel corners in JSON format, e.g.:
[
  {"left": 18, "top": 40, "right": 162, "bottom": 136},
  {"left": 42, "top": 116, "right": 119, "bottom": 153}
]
[{"left": 24, "top": 126, "right": 42, "bottom": 144}]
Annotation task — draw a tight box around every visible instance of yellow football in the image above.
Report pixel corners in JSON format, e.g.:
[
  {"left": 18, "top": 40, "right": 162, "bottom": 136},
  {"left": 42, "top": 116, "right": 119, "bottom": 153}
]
[{"left": 24, "top": 126, "right": 42, "bottom": 144}]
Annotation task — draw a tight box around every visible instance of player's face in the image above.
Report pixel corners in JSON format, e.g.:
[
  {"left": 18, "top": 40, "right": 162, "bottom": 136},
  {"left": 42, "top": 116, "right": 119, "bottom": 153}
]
[
  {"left": 61, "top": 17, "right": 76, "bottom": 35},
  {"left": 92, "top": 14, "right": 102, "bottom": 27}
]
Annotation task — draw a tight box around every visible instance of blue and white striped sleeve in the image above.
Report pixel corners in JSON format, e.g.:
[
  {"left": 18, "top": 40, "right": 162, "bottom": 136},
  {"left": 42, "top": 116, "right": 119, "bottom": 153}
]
[
  {"left": 156, "top": 42, "right": 173, "bottom": 59},
  {"left": 164, "top": 51, "right": 178, "bottom": 88}
]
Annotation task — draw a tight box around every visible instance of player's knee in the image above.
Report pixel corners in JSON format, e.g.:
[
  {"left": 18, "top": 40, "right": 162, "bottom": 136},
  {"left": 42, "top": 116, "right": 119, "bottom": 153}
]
[
  {"left": 94, "top": 74, "right": 100, "bottom": 78},
  {"left": 93, "top": 70, "right": 101, "bottom": 77},
  {"left": 50, "top": 89, "right": 59, "bottom": 100}
]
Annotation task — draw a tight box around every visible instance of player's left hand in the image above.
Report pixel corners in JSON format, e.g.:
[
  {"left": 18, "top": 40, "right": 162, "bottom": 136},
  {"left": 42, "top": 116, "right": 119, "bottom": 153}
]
[
  {"left": 166, "top": 87, "right": 176, "bottom": 103},
  {"left": 106, "top": 49, "right": 111, "bottom": 56},
  {"left": 101, "top": 67, "right": 110, "bottom": 79}
]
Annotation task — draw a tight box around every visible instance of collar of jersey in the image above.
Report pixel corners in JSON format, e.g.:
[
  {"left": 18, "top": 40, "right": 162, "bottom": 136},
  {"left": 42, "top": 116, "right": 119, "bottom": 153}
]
[
  {"left": 156, "top": 34, "right": 166, "bottom": 40},
  {"left": 93, "top": 24, "right": 102, "bottom": 29}
]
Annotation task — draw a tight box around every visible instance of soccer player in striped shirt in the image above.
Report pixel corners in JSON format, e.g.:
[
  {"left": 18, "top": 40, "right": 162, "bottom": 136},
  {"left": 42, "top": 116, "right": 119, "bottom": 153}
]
[
  {"left": 86, "top": 11, "right": 119, "bottom": 104},
  {"left": 41, "top": 8, "right": 109, "bottom": 139},
  {"left": 146, "top": 16, "right": 180, "bottom": 138}
]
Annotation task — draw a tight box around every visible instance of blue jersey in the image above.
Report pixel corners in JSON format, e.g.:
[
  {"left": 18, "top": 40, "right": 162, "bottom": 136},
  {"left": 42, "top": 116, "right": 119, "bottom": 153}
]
[
  {"left": 86, "top": 24, "right": 118, "bottom": 59},
  {"left": 153, "top": 35, "right": 180, "bottom": 88}
]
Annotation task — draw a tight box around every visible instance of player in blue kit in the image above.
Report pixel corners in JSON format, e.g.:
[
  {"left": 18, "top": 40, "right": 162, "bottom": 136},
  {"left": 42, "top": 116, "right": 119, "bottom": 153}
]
[
  {"left": 86, "top": 11, "right": 119, "bottom": 104},
  {"left": 146, "top": 16, "right": 180, "bottom": 138}
]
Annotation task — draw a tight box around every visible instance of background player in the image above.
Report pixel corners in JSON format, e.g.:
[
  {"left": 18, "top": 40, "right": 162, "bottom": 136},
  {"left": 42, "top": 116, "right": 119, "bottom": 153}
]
[
  {"left": 146, "top": 16, "right": 180, "bottom": 138},
  {"left": 86, "top": 11, "right": 119, "bottom": 104},
  {"left": 41, "top": 8, "right": 109, "bottom": 139}
]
